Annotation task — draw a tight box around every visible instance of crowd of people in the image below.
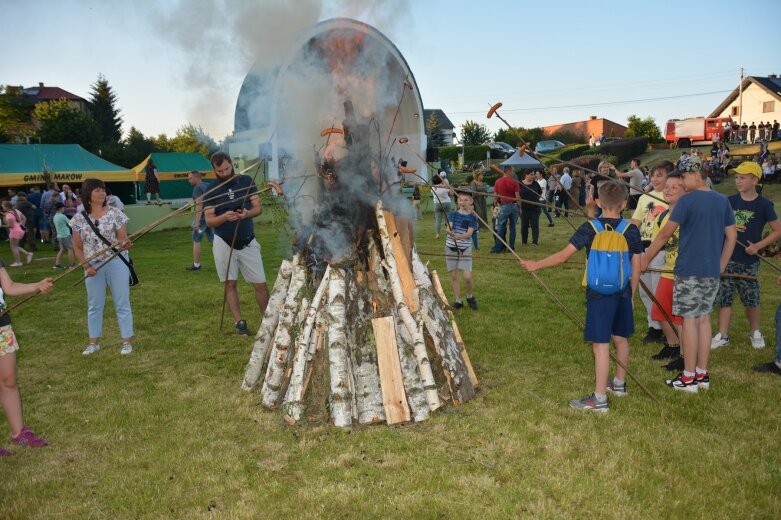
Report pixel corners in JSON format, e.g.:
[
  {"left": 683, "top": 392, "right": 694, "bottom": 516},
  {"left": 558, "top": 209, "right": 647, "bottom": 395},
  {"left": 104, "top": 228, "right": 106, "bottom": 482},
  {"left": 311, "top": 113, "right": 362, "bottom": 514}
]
[{"left": 726, "top": 120, "right": 780, "bottom": 144}]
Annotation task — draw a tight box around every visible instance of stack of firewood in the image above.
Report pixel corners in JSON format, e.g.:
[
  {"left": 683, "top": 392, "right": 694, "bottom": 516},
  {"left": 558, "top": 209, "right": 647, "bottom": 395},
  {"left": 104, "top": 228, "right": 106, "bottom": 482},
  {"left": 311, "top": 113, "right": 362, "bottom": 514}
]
[{"left": 241, "top": 201, "right": 478, "bottom": 427}]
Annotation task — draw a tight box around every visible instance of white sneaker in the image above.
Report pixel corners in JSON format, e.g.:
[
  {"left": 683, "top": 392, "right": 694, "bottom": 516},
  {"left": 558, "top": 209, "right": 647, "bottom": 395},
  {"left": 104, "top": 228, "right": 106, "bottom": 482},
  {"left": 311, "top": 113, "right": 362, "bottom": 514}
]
[
  {"left": 82, "top": 344, "right": 100, "bottom": 355},
  {"left": 26, "top": 252, "right": 33, "bottom": 264},
  {"left": 120, "top": 344, "right": 133, "bottom": 355},
  {"left": 750, "top": 330, "right": 765, "bottom": 349},
  {"left": 711, "top": 333, "right": 729, "bottom": 350}
]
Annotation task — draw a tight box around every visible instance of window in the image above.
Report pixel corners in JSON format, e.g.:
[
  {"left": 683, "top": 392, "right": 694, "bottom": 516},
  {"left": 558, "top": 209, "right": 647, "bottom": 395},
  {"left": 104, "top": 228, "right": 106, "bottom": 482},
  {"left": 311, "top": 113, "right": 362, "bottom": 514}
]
[
  {"left": 731, "top": 106, "right": 740, "bottom": 116},
  {"left": 763, "top": 101, "right": 775, "bottom": 113}
]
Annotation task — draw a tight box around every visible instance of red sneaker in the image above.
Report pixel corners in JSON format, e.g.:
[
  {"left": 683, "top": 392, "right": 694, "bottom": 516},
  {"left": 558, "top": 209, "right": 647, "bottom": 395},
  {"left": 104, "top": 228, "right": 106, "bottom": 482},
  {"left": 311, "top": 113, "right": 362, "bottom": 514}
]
[
  {"left": 0, "top": 447, "right": 11, "bottom": 457},
  {"left": 11, "top": 427, "right": 48, "bottom": 448}
]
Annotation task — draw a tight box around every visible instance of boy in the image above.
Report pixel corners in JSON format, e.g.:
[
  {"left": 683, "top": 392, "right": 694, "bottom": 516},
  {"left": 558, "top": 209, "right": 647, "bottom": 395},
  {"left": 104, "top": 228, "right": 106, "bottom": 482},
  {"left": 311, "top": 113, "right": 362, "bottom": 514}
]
[
  {"left": 711, "top": 162, "right": 781, "bottom": 350},
  {"left": 52, "top": 202, "right": 74, "bottom": 269},
  {"left": 446, "top": 192, "right": 478, "bottom": 310},
  {"left": 522, "top": 181, "right": 641, "bottom": 412},
  {"left": 630, "top": 160, "right": 674, "bottom": 347},
  {"left": 753, "top": 273, "right": 781, "bottom": 376},
  {"left": 642, "top": 159, "right": 736, "bottom": 393}
]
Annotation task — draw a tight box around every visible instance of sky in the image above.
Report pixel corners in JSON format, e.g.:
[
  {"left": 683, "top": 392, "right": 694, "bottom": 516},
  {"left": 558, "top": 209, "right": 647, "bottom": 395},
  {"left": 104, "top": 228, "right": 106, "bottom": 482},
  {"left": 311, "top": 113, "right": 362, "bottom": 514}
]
[{"left": 2, "top": 0, "right": 779, "bottom": 144}]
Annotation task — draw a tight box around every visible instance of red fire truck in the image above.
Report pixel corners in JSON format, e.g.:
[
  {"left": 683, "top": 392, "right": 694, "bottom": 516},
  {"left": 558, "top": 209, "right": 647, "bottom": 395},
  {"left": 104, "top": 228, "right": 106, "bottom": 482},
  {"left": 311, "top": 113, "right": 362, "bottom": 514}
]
[{"left": 665, "top": 117, "right": 733, "bottom": 148}]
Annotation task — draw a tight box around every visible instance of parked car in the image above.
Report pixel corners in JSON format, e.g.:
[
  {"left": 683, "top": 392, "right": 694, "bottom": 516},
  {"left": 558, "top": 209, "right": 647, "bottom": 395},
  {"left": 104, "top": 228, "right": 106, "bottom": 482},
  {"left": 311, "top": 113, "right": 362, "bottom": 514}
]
[
  {"left": 534, "top": 140, "right": 566, "bottom": 153},
  {"left": 488, "top": 142, "right": 515, "bottom": 159}
]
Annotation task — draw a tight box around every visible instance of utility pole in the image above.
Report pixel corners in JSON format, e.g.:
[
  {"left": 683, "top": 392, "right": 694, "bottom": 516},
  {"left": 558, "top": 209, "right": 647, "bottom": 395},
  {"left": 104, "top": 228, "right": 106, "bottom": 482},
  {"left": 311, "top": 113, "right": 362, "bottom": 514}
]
[{"left": 738, "top": 67, "right": 744, "bottom": 126}]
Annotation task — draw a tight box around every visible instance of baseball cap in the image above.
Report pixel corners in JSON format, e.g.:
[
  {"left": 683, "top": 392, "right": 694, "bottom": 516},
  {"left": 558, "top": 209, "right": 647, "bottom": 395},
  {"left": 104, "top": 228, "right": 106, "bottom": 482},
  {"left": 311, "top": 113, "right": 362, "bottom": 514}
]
[{"left": 729, "top": 161, "right": 762, "bottom": 179}]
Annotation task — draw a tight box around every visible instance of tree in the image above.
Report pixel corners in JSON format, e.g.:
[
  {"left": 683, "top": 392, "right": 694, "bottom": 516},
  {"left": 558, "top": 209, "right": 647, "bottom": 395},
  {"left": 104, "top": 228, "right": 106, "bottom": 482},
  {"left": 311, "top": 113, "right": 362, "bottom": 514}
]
[
  {"left": 121, "top": 126, "right": 156, "bottom": 167},
  {"left": 460, "top": 120, "right": 490, "bottom": 146},
  {"left": 34, "top": 99, "right": 100, "bottom": 151},
  {"left": 625, "top": 115, "right": 663, "bottom": 143},
  {"left": 494, "top": 126, "right": 546, "bottom": 148},
  {"left": 425, "top": 112, "right": 445, "bottom": 148},
  {"left": 168, "top": 124, "right": 219, "bottom": 157},
  {"left": 88, "top": 74, "right": 123, "bottom": 146},
  {"left": 0, "top": 85, "right": 35, "bottom": 143}
]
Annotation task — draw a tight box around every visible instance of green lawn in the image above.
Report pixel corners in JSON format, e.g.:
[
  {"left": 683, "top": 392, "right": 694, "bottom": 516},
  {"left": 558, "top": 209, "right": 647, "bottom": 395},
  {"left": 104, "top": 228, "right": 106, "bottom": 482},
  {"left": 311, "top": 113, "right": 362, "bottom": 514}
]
[{"left": 1, "top": 185, "right": 780, "bottom": 518}]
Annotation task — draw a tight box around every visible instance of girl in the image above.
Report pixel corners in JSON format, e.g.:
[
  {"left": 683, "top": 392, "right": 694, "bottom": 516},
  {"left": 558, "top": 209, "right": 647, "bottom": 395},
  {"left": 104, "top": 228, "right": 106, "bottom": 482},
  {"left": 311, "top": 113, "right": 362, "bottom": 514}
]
[
  {"left": 1, "top": 201, "right": 33, "bottom": 267},
  {"left": 0, "top": 265, "right": 52, "bottom": 456},
  {"left": 70, "top": 178, "right": 135, "bottom": 356}
]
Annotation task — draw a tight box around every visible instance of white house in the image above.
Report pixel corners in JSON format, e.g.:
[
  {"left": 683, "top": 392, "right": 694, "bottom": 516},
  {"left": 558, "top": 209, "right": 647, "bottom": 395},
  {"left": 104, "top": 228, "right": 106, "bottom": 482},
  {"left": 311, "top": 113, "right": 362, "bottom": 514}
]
[{"left": 709, "top": 75, "right": 781, "bottom": 128}]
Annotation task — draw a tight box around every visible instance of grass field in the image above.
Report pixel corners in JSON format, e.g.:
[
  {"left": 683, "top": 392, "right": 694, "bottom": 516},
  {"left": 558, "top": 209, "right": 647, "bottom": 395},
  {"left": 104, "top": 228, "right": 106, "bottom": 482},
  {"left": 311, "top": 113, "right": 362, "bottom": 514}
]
[{"left": 1, "top": 181, "right": 780, "bottom": 518}]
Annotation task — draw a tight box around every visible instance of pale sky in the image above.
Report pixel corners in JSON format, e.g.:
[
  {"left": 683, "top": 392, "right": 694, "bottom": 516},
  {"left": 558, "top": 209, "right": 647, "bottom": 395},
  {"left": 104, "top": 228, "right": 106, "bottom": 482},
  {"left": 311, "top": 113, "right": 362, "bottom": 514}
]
[{"left": 3, "top": 0, "right": 779, "bottom": 143}]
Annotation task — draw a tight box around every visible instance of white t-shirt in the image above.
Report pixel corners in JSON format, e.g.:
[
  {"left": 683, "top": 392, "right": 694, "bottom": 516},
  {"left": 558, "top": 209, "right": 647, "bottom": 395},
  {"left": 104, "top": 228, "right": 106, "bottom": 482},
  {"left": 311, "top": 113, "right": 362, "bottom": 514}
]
[
  {"left": 431, "top": 186, "right": 452, "bottom": 205},
  {"left": 537, "top": 178, "right": 547, "bottom": 198},
  {"left": 626, "top": 168, "right": 644, "bottom": 195}
]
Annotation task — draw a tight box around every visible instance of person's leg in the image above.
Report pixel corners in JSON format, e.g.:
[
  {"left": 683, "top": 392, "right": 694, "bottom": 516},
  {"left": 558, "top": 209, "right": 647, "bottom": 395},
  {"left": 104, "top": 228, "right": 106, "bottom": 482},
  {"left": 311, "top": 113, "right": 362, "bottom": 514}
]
[
  {"left": 146, "top": 192, "right": 151, "bottom": 203},
  {"left": 593, "top": 343, "right": 610, "bottom": 397},
  {"left": 55, "top": 243, "right": 64, "bottom": 266},
  {"left": 542, "top": 205, "right": 553, "bottom": 225},
  {"left": 681, "top": 317, "right": 698, "bottom": 373},
  {"left": 531, "top": 212, "right": 540, "bottom": 244},
  {"left": 85, "top": 264, "right": 108, "bottom": 344},
  {"left": 450, "top": 269, "right": 461, "bottom": 302},
  {"left": 746, "top": 307, "right": 761, "bottom": 333},
  {"left": 613, "top": 336, "right": 629, "bottom": 382},
  {"left": 253, "top": 282, "right": 269, "bottom": 315},
  {"left": 67, "top": 247, "right": 75, "bottom": 266},
  {"left": 492, "top": 207, "right": 508, "bottom": 251},
  {"left": 193, "top": 240, "right": 202, "bottom": 266},
  {"left": 105, "top": 258, "right": 134, "bottom": 343},
  {"left": 463, "top": 270, "right": 473, "bottom": 296},
  {"left": 0, "top": 352, "right": 23, "bottom": 436},
  {"left": 9, "top": 239, "right": 21, "bottom": 264},
  {"left": 225, "top": 280, "right": 241, "bottom": 322},
  {"left": 434, "top": 205, "right": 443, "bottom": 236},
  {"left": 696, "top": 314, "right": 712, "bottom": 371},
  {"left": 520, "top": 211, "right": 529, "bottom": 244},
  {"left": 507, "top": 205, "right": 518, "bottom": 251},
  {"left": 717, "top": 307, "right": 732, "bottom": 336}
]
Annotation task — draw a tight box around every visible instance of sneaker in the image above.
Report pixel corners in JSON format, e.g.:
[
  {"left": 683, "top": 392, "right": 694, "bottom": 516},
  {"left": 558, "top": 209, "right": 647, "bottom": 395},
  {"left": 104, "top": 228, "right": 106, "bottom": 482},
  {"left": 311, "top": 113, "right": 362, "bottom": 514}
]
[
  {"left": 664, "top": 356, "right": 685, "bottom": 372},
  {"left": 606, "top": 380, "right": 627, "bottom": 397},
  {"left": 642, "top": 328, "right": 664, "bottom": 345},
  {"left": 711, "top": 333, "right": 729, "bottom": 350},
  {"left": 651, "top": 344, "right": 680, "bottom": 360},
  {"left": 548, "top": 223, "right": 555, "bottom": 227},
  {"left": 82, "top": 343, "right": 100, "bottom": 356},
  {"left": 0, "top": 447, "right": 11, "bottom": 457},
  {"left": 10, "top": 427, "right": 48, "bottom": 448},
  {"left": 666, "top": 373, "right": 698, "bottom": 393},
  {"left": 753, "top": 361, "right": 781, "bottom": 375},
  {"left": 120, "top": 343, "right": 133, "bottom": 355},
  {"left": 185, "top": 264, "right": 202, "bottom": 271},
  {"left": 466, "top": 297, "right": 478, "bottom": 310},
  {"left": 26, "top": 252, "right": 33, "bottom": 264},
  {"left": 52, "top": 264, "right": 65, "bottom": 269},
  {"left": 453, "top": 301, "right": 464, "bottom": 310},
  {"left": 531, "top": 243, "right": 538, "bottom": 247},
  {"left": 569, "top": 394, "right": 609, "bottom": 412},
  {"left": 749, "top": 330, "right": 765, "bottom": 349},
  {"left": 695, "top": 372, "right": 710, "bottom": 390},
  {"left": 9, "top": 262, "right": 22, "bottom": 267},
  {"left": 235, "top": 319, "right": 249, "bottom": 336}
]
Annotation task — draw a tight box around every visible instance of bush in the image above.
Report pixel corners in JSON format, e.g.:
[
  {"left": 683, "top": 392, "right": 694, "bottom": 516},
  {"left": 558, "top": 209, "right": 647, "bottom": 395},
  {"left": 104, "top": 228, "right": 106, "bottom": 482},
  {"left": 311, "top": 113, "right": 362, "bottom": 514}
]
[
  {"left": 438, "top": 145, "right": 490, "bottom": 164},
  {"left": 582, "top": 137, "right": 648, "bottom": 164},
  {"left": 539, "top": 144, "right": 591, "bottom": 166},
  {"left": 548, "top": 129, "right": 586, "bottom": 145},
  {"left": 550, "top": 154, "right": 617, "bottom": 174}
]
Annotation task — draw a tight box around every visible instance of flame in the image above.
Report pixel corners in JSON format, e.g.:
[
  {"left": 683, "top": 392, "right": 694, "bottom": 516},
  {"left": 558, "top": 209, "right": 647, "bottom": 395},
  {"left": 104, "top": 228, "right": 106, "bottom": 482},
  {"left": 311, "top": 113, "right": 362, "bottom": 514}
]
[{"left": 372, "top": 301, "right": 378, "bottom": 314}]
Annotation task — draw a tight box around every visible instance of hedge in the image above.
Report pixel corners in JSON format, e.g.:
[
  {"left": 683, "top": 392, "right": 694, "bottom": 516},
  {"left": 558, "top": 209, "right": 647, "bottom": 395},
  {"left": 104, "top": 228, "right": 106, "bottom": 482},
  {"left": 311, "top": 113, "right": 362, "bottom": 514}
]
[
  {"left": 438, "top": 145, "right": 491, "bottom": 163},
  {"left": 550, "top": 154, "right": 618, "bottom": 174},
  {"left": 539, "top": 144, "right": 591, "bottom": 166},
  {"left": 582, "top": 137, "right": 648, "bottom": 164}
]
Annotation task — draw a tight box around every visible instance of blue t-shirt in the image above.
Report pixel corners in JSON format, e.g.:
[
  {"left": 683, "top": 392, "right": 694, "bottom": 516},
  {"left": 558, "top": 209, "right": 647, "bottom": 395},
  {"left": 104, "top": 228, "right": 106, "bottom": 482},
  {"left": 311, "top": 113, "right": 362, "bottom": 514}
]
[
  {"left": 204, "top": 175, "right": 258, "bottom": 241},
  {"left": 570, "top": 217, "right": 642, "bottom": 298},
  {"left": 728, "top": 193, "right": 778, "bottom": 265},
  {"left": 446, "top": 210, "right": 478, "bottom": 250},
  {"left": 669, "top": 190, "right": 735, "bottom": 277},
  {"left": 192, "top": 181, "right": 210, "bottom": 227}
]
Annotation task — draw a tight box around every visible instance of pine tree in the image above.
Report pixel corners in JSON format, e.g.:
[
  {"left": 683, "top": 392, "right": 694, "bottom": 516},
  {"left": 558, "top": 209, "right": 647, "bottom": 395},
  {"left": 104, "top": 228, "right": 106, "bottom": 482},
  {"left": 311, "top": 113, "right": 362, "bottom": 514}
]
[{"left": 89, "top": 74, "right": 123, "bottom": 146}]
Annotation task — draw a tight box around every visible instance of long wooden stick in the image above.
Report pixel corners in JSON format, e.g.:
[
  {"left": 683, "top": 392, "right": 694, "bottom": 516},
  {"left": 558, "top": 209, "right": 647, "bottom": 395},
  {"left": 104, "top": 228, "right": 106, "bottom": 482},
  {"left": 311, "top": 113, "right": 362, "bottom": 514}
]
[{"left": 638, "top": 278, "right": 681, "bottom": 342}]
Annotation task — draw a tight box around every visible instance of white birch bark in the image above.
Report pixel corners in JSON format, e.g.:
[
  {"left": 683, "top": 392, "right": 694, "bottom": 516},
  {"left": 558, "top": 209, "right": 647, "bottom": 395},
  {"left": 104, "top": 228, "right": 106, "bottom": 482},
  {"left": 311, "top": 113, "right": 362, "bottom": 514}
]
[
  {"left": 375, "top": 201, "right": 441, "bottom": 411},
  {"left": 394, "top": 316, "right": 430, "bottom": 422},
  {"left": 350, "top": 278, "right": 386, "bottom": 424},
  {"left": 282, "top": 266, "right": 331, "bottom": 423},
  {"left": 242, "top": 258, "right": 294, "bottom": 391},
  {"left": 327, "top": 268, "right": 352, "bottom": 427},
  {"left": 411, "top": 251, "right": 476, "bottom": 403},
  {"left": 261, "top": 262, "right": 307, "bottom": 409}
]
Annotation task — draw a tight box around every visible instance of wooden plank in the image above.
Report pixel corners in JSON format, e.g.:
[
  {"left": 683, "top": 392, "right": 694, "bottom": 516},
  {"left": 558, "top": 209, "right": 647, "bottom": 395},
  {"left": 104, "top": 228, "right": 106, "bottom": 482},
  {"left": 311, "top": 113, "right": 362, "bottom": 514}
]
[
  {"left": 451, "top": 320, "right": 478, "bottom": 388},
  {"left": 395, "top": 215, "right": 414, "bottom": 265},
  {"left": 383, "top": 210, "right": 418, "bottom": 313},
  {"left": 372, "top": 316, "right": 411, "bottom": 424}
]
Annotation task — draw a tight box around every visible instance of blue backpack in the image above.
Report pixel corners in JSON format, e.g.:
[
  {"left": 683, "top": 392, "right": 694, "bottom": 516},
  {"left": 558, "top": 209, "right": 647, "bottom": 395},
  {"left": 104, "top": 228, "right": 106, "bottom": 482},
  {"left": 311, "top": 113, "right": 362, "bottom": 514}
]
[{"left": 582, "top": 219, "right": 632, "bottom": 295}]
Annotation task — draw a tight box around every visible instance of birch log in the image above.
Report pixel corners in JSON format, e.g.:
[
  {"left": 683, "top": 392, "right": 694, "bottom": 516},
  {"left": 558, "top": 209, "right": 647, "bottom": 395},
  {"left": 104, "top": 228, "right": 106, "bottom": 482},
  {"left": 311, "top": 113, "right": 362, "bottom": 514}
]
[
  {"left": 242, "top": 258, "right": 294, "bottom": 391},
  {"left": 375, "top": 201, "right": 441, "bottom": 412},
  {"left": 411, "top": 250, "right": 476, "bottom": 404},
  {"left": 282, "top": 266, "right": 331, "bottom": 423},
  {"left": 394, "top": 316, "right": 430, "bottom": 422},
  {"left": 350, "top": 279, "right": 385, "bottom": 424},
  {"left": 327, "top": 268, "right": 352, "bottom": 427},
  {"left": 261, "top": 263, "right": 307, "bottom": 409}
]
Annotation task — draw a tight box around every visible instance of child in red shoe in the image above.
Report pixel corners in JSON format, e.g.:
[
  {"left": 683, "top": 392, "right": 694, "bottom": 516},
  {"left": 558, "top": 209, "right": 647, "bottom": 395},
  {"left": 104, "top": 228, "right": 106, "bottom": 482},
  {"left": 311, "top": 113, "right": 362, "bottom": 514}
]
[{"left": 0, "top": 259, "right": 53, "bottom": 455}]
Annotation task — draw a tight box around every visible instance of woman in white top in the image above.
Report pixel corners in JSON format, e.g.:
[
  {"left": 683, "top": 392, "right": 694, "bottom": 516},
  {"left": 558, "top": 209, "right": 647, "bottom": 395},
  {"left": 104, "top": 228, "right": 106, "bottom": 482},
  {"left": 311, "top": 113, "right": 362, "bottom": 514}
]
[{"left": 431, "top": 175, "right": 452, "bottom": 239}]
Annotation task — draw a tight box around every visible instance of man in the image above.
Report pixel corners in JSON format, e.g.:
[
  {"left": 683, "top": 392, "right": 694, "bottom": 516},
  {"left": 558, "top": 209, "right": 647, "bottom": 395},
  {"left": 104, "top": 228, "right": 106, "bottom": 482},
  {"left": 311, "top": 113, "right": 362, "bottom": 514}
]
[
  {"left": 489, "top": 165, "right": 520, "bottom": 253},
  {"left": 204, "top": 152, "right": 269, "bottom": 336},
  {"left": 557, "top": 167, "right": 572, "bottom": 216},
  {"left": 619, "top": 159, "right": 644, "bottom": 210},
  {"left": 186, "top": 170, "right": 214, "bottom": 272}
]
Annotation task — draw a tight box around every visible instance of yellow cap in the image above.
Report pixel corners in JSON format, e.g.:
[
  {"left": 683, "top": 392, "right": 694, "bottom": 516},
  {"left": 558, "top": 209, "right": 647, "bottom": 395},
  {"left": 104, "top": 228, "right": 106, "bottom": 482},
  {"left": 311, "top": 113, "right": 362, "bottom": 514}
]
[{"left": 729, "top": 161, "right": 763, "bottom": 179}]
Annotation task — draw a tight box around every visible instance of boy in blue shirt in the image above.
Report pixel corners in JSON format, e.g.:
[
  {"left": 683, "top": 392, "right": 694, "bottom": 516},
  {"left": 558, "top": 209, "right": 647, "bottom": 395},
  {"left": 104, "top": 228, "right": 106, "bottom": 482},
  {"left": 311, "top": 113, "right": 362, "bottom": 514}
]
[
  {"left": 642, "top": 159, "right": 736, "bottom": 392},
  {"left": 522, "top": 181, "right": 642, "bottom": 412},
  {"left": 446, "top": 193, "right": 479, "bottom": 310}
]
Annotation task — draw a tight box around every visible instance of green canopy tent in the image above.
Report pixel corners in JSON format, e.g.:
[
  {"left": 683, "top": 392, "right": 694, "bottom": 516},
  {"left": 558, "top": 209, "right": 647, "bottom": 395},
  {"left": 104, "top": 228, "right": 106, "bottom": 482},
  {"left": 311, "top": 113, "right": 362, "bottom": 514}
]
[
  {"left": 0, "top": 144, "right": 136, "bottom": 202},
  {"left": 132, "top": 153, "right": 214, "bottom": 200}
]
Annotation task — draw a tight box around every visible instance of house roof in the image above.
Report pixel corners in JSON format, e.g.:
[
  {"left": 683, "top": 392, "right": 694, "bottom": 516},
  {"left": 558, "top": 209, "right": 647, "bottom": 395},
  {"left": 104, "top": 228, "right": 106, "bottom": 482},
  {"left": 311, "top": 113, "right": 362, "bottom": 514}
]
[
  {"left": 542, "top": 117, "right": 627, "bottom": 130},
  {"left": 709, "top": 76, "right": 781, "bottom": 117},
  {"left": 423, "top": 109, "right": 455, "bottom": 130},
  {"left": 21, "top": 85, "right": 86, "bottom": 102}
]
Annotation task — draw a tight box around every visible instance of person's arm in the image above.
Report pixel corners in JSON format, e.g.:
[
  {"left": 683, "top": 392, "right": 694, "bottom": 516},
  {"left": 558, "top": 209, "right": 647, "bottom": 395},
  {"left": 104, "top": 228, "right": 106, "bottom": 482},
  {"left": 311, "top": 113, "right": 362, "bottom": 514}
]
[
  {"left": 0, "top": 269, "right": 53, "bottom": 297},
  {"left": 242, "top": 193, "right": 262, "bottom": 219},
  {"left": 193, "top": 194, "right": 204, "bottom": 231},
  {"left": 72, "top": 231, "right": 96, "bottom": 278},
  {"left": 116, "top": 224, "right": 132, "bottom": 250},
  {"left": 640, "top": 220, "right": 679, "bottom": 271},
  {"left": 721, "top": 224, "right": 737, "bottom": 273},
  {"left": 630, "top": 253, "right": 641, "bottom": 300},
  {"left": 521, "top": 244, "right": 578, "bottom": 272},
  {"left": 449, "top": 224, "right": 474, "bottom": 240},
  {"left": 744, "top": 219, "right": 781, "bottom": 255}
]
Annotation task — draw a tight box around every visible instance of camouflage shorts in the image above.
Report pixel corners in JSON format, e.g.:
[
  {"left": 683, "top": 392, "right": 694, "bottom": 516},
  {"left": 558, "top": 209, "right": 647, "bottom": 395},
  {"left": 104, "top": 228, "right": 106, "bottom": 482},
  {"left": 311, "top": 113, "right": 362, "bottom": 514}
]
[
  {"left": 715, "top": 261, "right": 760, "bottom": 309},
  {"left": 673, "top": 276, "right": 720, "bottom": 317}
]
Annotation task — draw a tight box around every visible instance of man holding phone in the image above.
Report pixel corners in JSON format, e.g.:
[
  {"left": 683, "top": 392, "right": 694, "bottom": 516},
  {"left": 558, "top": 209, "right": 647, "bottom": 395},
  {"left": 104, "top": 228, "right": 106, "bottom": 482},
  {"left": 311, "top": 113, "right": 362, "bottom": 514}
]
[{"left": 204, "top": 151, "right": 269, "bottom": 336}]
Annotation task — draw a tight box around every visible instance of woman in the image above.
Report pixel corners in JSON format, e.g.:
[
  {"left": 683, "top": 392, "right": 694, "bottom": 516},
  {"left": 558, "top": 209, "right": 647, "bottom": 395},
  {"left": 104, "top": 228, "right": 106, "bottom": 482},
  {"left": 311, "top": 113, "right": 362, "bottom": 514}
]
[
  {"left": 587, "top": 160, "right": 618, "bottom": 218},
  {"left": 431, "top": 175, "right": 452, "bottom": 239},
  {"left": 470, "top": 171, "right": 489, "bottom": 228},
  {"left": 61, "top": 184, "right": 79, "bottom": 219},
  {"left": 144, "top": 160, "right": 162, "bottom": 204},
  {"left": 70, "top": 178, "right": 134, "bottom": 356},
  {"left": 1, "top": 202, "right": 32, "bottom": 267},
  {"left": 519, "top": 170, "right": 542, "bottom": 246}
]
